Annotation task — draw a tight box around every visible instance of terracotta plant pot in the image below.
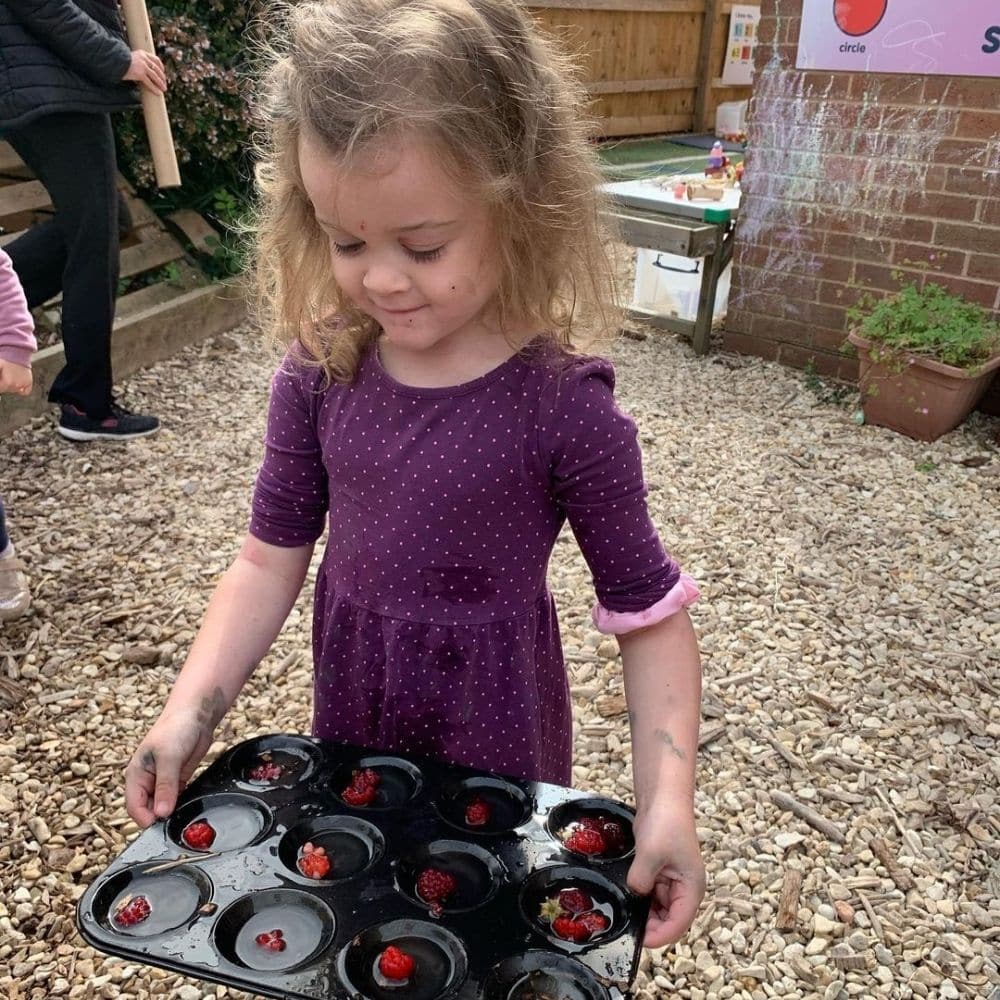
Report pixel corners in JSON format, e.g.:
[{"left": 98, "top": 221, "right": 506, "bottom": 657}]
[{"left": 848, "top": 330, "right": 1000, "bottom": 442}]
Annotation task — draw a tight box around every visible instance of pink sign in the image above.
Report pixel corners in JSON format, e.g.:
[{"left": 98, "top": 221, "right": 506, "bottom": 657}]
[{"left": 796, "top": 0, "right": 1000, "bottom": 77}]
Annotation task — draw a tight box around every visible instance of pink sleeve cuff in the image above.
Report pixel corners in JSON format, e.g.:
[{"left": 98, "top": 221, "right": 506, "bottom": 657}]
[{"left": 591, "top": 573, "right": 701, "bottom": 635}]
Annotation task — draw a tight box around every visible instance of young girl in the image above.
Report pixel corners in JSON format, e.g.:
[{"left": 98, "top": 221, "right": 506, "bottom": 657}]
[
  {"left": 126, "top": 0, "right": 705, "bottom": 946},
  {"left": 0, "top": 246, "right": 36, "bottom": 620}
]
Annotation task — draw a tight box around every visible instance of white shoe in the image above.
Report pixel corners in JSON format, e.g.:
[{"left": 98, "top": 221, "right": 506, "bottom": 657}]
[{"left": 0, "top": 544, "right": 31, "bottom": 621}]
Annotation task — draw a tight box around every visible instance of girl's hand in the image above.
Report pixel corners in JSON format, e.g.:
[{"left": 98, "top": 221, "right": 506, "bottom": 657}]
[
  {"left": 0, "top": 360, "right": 32, "bottom": 395},
  {"left": 124, "top": 709, "right": 213, "bottom": 828},
  {"left": 123, "top": 50, "right": 167, "bottom": 95},
  {"left": 626, "top": 803, "right": 706, "bottom": 948}
]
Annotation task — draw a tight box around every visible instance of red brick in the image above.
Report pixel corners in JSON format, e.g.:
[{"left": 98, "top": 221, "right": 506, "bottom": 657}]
[
  {"left": 814, "top": 256, "right": 854, "bottom": 283},
  {"left": 979, "top": 199, "right": 1000, "bottom": 227},
  {"left": 778, "top": 344, "right": 844, "bottom": 376},
  {"left": 935, "top": 221, "right": 1000, "bottom": 256},
  {"left": 924, "top": 78, "right": 1000, "bottom": 109},
  {"left": 945, "top": 167, "right": 1000, "bottom": 197},
  {"left": 723, "top": 308, "right": 753, "bottom": 336},
  {"left": 900, "top": 190, "right": 978, "bottom": 223},
  {"left": 752, "top": 314, "right": 812, "bottom": 344},
  {"left": 954, "top": 111, "right": 1000, "bottom": 141},
  {"left": 795, "top": 300, "right": 849, "bottom": 334},
  {"left": 967, "top": 253, "right": 1000, "bottom": 282},
  {"left": 854, "top": 262, "right": 919, "bottom": 291},
  {"left": 818, "top": 281, "right": 868, "bottom": 309},
  {"left": 890, "top": 242, "right": 967, "bottom": 276},
  {"left": 824, "top": 232, "right": 892, "bottom": 263},
  {"left": 932, "top": 138, "right": 995, "bottom": 167},
  {"left": 869, "top": 216, "right": 935, "bottom": 243},
  {"left": 721, "top": 329, "right": 779, "bottom": 362},
  {"left": 757, "top": 16, "right": 779, "bottom": 45},
  {"left": 811, "top": 325, "right": 852, "bottom": 353},
  {"left": 851, "top": 74, "right": 924, "bottom": 105},
  {"left": 922, "top": 273, "right": 998, "bottom": 309}
]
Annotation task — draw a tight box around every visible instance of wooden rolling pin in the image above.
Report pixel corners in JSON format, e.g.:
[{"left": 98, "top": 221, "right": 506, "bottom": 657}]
[{"left": 120, "top": 0, "right": 180, "bottom": 188}]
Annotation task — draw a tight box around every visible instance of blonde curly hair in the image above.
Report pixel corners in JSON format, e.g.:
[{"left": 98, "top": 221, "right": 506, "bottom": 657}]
[{"left": 250, "top": 0, "right": 622, "bottom": 381}]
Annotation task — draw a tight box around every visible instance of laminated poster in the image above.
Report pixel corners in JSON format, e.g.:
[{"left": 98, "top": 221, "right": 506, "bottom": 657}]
[
  {"left": 722, "top": 5, "right": 761, "bottom": 86},
  {"left": 796, "top": 0, "right": 1000, "bottom": 77}
]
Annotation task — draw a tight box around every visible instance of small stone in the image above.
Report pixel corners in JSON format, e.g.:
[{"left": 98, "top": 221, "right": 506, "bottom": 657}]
[
  {"left": 813, "top": 913, "right": 841, "bottom": 937},
  {"left": 824, "top": 982, "right": 845, "bottom": 1000},
  {"left": 806, "top": 937, "right": 829, "bottom": 955},
  {"left": 673, "top": 957, "right": 696, "bottom": 976},
  {"left": 27, "top": 817, "right": 51, "bottom": 844},
  {"left": 833, "top": 900, "right": 855, "bottom": 924},
  {"left": 775, "top": 832, "right": 806, "bottom": 850},
  {"left": 937, "top": 981, "right": 959, "bottom": 999}
]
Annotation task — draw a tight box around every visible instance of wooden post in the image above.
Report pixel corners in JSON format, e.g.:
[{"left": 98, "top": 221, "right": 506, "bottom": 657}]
[
  {"left": 120, "top": 0, "right": 181, "bottom": 188},
  {"left": 693, "top": 0, "right": 721, "bottom": 133}
]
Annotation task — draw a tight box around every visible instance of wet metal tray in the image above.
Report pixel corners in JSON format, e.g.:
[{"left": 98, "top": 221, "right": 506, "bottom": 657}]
[{"left": 78, "top": 734, "right": 649, "bottom": 1000}]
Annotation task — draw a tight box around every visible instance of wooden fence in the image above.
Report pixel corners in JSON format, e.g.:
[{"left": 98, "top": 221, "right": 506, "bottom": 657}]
[{"left": 525, "top": 1, "right": 753, "bottom": 137}]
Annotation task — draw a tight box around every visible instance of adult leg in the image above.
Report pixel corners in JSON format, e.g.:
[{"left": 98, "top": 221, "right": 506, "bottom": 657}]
[
  {"left": 0, "top": 494, "right": 30, "bottom": 620},
  {"left": 0, "top": 495, "right": 8, "bottom": 553},
  {"left": 5, "top": 113, "right": 120, "bottom": 418}
]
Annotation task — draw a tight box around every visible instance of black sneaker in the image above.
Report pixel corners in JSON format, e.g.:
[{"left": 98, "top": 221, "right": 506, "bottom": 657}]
[{"left": 57, "top": 402, "right": 160, "bottom": 442}]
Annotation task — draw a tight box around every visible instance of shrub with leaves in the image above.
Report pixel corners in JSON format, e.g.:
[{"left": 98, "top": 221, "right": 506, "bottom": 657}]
[
  {"left": 115, "top": 3, "right": 262, "bottom": 277},
  {"left": 848, "top": 280, "right": 1000, "bottom": 372}
]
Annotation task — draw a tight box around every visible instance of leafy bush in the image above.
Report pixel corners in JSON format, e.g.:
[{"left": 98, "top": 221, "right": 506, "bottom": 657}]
[
  {"left": 848, "top": 279, "right": 1000, "bottom": 371},
  {"left": 115, "top": 2, "right": 261, "bottom": 277}
]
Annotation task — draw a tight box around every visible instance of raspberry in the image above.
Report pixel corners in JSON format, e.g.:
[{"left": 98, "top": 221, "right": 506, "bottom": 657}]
[
  {"left": 248, "top": 759, "right": 284, "bottom": 782},
  {"left": 464, "top": 796, "right": 491, "bottom": 827},
  {"left": 297, "top": 844, "right": 331, "bottom": 879},
  {"left": 416, "top": 866, "right": 458, "bottom": 916},
  {"left": 342, "top": 768, "right": 380, "bottom": 806},
  {"left": 558, "top": 888, "right": 593, "bottom": 914},
  {"left": 600, "top": 820, "right": 626, "bottom": 855},
  {"left": 181, "top": 819, "right": 216, "bottom": 851},
  {"left": 254, "top": 928, "right": 286, "bottom": 952},
  {"left": 576, "top": 911, "right": 610, "bottom": 936},
  {"left": 579, "top": 816, "right": 604, "bottom": 833},
  {"left": 378, "top": 944, "right": 416, "bottom": 980},
  {"left": 564, "top": 827, "right": 605, "bottom": 855},
  {"left": 112, "top": 894, "right": 151, "bottom": 928},
  {"left": 552, "top": 915, "right": 590, "bottom": 942}
]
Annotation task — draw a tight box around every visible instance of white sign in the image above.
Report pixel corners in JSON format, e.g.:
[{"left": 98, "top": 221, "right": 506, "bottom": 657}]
[{"left": 722, "top": 5, "right": 760, "bottom": 86}]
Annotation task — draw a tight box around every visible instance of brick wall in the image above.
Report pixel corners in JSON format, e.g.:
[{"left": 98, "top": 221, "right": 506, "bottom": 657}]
[{"left": 724, "top": 0, "right": 1000, "bottom": 388}]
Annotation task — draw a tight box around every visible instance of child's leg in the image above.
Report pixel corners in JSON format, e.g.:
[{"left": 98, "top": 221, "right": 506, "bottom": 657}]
[{"left": 0, "top": 495, "right": 31, "bottom": 621}]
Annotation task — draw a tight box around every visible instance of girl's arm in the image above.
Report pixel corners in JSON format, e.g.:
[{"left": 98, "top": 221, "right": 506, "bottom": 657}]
[
  {"left": 124, "top": 535, "right": 313, "bottom": 827},
  {"left": 618, "top": 608, "right": 705, "bottom": 947}
]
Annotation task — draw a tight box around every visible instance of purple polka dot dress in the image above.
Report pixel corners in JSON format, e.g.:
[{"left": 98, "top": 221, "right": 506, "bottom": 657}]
[{"left": 249, "top": 342, "right": 688, "bottom": 784}]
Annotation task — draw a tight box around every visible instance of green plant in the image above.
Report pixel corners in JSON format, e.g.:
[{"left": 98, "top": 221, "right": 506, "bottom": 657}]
[
  {"left": 115, "top": 4, "right": 261, "bottom": 280},
  {"left": 847, "top": 277, "right": 1000, "bottom": 372}
]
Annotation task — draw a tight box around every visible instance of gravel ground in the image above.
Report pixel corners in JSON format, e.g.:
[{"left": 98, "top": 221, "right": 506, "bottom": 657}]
[{"left": 1, "top": 322, "right": 998, "bottom": 1000}]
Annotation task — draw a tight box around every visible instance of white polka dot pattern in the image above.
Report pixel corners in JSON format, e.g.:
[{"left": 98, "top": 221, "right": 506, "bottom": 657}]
[{"left": 248, "top": 342, "right": 684, "bottom": 782}]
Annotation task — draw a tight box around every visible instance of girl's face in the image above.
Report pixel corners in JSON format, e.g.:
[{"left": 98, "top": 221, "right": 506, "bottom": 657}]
[{"left": 299, "top": 132, "right": 504, "bottom": 363}]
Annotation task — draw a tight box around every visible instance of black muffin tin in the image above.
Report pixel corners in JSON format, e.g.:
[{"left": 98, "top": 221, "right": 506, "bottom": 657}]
[{"left": 78, "top": 734, "right": 648, "bottom": 1000}]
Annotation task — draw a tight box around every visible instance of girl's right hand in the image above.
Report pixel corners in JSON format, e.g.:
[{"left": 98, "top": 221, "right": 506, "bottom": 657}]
[
  {"left": 0, "top": 360, "right": 32, "bottom": 395},
  {"left": 125, "top": 709, "right": 213, "bottom": 828},
  {"left": 123, "top": 50, "right": 167, "bottom": 95}
]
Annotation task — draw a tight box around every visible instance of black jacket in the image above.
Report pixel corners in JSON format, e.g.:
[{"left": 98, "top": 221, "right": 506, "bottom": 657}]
[{"left": 0, "top": 0, "right": 138, "bottom": 128}]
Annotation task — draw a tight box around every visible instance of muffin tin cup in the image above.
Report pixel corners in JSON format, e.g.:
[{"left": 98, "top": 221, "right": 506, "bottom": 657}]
[{"left": 78, "top": 734, "right": 648, "bottom": 999}]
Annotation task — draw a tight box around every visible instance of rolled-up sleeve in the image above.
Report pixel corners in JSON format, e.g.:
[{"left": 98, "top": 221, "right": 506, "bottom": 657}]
[
  {"left": 543, "top": 358, "right": 699, "bottom": 634},
  {"left": 249, "top": 352, "right": 329, "bottom": 547}
]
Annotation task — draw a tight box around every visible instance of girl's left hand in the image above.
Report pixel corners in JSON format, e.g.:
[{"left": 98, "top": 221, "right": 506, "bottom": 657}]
[
  {"left": 626, "top": 804, "right": 706, "bottom": 947},
  {"left": 0, "top": 360, "right": 32, "bottom": 395}
]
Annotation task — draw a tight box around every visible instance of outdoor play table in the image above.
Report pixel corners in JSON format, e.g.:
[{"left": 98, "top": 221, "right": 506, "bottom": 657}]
[{"left": 601, "top": 178, "right": 741, "bottom": 356}]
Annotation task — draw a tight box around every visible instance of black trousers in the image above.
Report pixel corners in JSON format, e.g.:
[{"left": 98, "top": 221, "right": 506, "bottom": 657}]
[{"left": 4, "top": 112, "right": 127, "bottom": 418}]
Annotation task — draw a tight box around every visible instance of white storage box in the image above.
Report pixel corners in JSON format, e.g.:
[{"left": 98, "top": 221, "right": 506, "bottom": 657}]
[
  {"left": 631, "top": 248, "right": 732, "bottom": 324},
  {"left": 715, "top": 100, "right": 748, "bottom": 138}
]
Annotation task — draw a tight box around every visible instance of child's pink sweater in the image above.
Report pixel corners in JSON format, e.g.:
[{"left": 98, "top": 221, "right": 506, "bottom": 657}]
[{"left": 0, "top": 248, "right": 36, "bottom": 368}]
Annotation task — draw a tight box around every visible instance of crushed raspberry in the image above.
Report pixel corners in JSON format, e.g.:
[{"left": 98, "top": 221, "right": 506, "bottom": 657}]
[
  {"left": 248, "top": 758, "right": 284, "bottom": 782},
  {"left": 378, "top": 944, "right": 416, "bottom": 980},
  {"left": 564, "top": 826, "right": 606, "bottom": 855},
  {"left": 576, "top": 910, "right": 610, "bottom": 935},
  {"left": 181, "top": 819, "right": 216, "bottom": 851},
  {"left": 112, "top": 894, "right": 151, "bottom": 927},
  {"left": 599, "top": 820, "right": 626, "bottom": 855},
  {"left": 541, "top": 887, "right": 611, "bottom": 943},
  {"left": 552, "top": 915, "right": 591, "bottom": 942},
  {"left": 297, "top": 842, "right": 331, "bottom": 879},
  {"left": 464, "top": 796, "right": 491, "bottom": 827},
  {"left": 341, "top": 767, "right": 381, "bottom": 806},
  {"left": 254, "top": 928, "right": 286, "bottom": 952},
  {"left": 416, "top": 866, "right": 458, "bottom": 917},
  {"left": 558, "top": 888, "right": 593, "bottom": 913}
]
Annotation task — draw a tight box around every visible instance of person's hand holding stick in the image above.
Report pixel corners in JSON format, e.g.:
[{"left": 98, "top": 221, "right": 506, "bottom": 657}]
[{"left": 120, "top": 0, "right": 179, "bottom": 188}]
